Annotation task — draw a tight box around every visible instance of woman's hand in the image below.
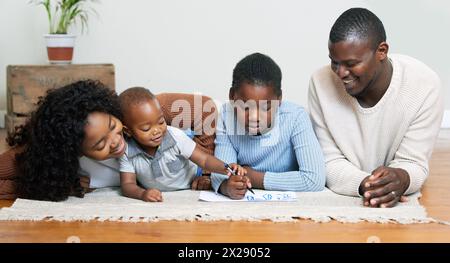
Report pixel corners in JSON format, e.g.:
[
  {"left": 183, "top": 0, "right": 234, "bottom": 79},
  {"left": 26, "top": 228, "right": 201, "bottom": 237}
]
[
  {"left": 191, "top": 176, "right": 212, "bottom": 190},
  {"left": 79, "top": 175, "right": 95, "bottom": 193}
]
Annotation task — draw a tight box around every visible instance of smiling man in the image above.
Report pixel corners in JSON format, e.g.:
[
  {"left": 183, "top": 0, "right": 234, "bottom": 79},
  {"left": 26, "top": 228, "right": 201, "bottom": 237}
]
[{"left": 308, "top": 8, "right": 444, "bottom": 207}]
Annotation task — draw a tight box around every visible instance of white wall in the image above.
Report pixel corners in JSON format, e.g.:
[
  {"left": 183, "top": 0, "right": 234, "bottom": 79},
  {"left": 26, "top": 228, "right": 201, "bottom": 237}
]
[{"left": 1, "top": 0, "right": 449, "bottom": 117}]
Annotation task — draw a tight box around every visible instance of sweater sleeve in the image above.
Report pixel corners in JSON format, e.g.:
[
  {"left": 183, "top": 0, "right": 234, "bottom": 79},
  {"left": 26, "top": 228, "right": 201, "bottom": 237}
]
[
  {"left": 210, "top": 106, "right": 238, "bottom": 192},
  {"left": 156, "top": 93, "right": 218, "bottom": 156},
  {"left": 263, "top": 109, "right": 326, "bottom": 192},
  {"left": 0, "top": 147, "right": 21, "bottom": 199},
  {"left": 308, "top": 77, "right": 370, "bottom": 197},
  {"left": 388, "top": 77, "right": 444, "bottom": 195}
]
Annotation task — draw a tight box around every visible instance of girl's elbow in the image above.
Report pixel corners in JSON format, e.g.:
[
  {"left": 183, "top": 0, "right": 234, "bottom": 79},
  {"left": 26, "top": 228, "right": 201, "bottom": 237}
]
[
  {"left": 311, "top": 181, "right": 325, "bottom": 191},
  {"left": 309, "top": 170, "right": 326, "bottom": 192}
]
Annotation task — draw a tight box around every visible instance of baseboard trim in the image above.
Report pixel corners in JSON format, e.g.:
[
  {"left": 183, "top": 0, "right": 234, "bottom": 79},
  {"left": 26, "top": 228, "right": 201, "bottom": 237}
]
[
  {"left": 0, "top": 110, "right": 5, "bottom": 128},
  {"left": 442, "top": 110, "right": 450, "bottom": 129}
]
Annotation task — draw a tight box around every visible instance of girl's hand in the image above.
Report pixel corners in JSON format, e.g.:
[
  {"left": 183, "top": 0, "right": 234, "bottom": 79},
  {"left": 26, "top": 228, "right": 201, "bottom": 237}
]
[
  {"left": 141, "top": 188, "right": 163, "bottom": 202},
  {"left": 220, "top": 175, "right": 251, "bottom": 200},
  {"left": 227, "top": 164, "right": 251, "bottom": 191}
]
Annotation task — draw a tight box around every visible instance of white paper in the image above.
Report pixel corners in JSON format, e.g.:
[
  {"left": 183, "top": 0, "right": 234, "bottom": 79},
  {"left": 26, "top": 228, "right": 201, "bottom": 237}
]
[{"left": 199, "top": 189, "right": 297, "bottom": 202}]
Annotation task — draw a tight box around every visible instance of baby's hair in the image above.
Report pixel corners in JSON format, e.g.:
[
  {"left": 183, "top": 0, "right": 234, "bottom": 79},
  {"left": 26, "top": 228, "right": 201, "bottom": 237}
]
[{"left": 119, "top": 87, "right": 156, "bottom": 114}]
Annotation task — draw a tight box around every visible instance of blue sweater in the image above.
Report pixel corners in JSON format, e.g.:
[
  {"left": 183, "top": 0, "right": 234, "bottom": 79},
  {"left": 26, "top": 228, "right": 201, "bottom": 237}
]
[{"left": 211, "top": 101, "right": 326, "bottom": 192}]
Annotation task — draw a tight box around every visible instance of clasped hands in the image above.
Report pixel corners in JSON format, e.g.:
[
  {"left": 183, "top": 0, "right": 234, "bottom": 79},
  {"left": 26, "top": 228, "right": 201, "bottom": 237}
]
[{"left": 359, "top": 166, "right": 410, "bottom": 208}]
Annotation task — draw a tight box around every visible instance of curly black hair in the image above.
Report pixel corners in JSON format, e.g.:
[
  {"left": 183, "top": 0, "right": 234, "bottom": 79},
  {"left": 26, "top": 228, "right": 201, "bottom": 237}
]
[
  {"left": 329, "top": 8, "right": 386, "bottom": 50},
  {"left": 7, "top": 80, "right": 122, "bottom": 201},
  {"left": 231, "top": 53, "right": 282, "bottom": 97}
]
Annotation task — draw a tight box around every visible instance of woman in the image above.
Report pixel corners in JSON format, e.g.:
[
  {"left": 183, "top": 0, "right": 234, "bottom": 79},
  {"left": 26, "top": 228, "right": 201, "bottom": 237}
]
[{"left": 0, "top": 80, "right": 216, "bottom": 201}]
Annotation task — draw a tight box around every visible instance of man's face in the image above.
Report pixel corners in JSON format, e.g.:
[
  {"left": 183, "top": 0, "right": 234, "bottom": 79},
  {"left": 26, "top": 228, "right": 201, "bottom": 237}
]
[{"left": 328, "top": 39, "right": 382, "bottom": 97}]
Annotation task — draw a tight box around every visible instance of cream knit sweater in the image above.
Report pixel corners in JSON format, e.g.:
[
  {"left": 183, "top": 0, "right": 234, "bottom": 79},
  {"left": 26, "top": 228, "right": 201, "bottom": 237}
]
[{"left": 308, "top": 54, "right": 444, "bottom": 197}]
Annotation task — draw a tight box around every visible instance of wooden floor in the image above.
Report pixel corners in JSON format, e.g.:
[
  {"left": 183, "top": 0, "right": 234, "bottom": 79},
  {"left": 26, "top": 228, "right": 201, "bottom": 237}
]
[{"left": 0, "top": 128, "right": 449, "bottom": 243}]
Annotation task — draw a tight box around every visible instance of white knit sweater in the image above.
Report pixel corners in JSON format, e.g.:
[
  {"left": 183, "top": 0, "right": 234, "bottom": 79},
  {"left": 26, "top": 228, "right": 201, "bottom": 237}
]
[{"left": 308, "top": 54, "right": 444, "bottom": 197}]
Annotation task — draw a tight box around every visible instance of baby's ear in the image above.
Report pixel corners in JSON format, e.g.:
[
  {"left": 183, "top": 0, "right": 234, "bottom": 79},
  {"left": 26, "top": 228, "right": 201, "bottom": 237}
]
[{"left": 122, "top": 126, "right": 132, "bottom": 137}]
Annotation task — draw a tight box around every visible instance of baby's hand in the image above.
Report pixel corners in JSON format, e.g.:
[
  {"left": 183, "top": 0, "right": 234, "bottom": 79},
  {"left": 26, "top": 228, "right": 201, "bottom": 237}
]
[
  {"left": 227, "top": 163, "right": 248, "bottom": 177},
  {"left": 141, "top": 188, "right": 163, "bottom": 202},
  {"left": 191, "top": 176, "right": 212, "bottom": 190}
]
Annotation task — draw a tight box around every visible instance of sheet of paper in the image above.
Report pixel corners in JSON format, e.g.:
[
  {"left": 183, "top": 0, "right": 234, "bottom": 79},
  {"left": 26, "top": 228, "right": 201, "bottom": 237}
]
[{"left": 199, "top": 189, "right": 297, "bottom": 202}]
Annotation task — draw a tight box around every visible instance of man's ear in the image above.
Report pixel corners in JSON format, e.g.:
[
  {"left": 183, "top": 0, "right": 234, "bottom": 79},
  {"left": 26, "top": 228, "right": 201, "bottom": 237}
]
[{"left": 376, "top": 41, "right": 389, "bottom": 61}]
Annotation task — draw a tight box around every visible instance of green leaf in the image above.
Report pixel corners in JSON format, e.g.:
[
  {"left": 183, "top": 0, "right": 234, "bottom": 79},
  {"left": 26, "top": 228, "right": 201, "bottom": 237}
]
[{"left": 31, "top": 0, "right": 97, "bottom": 34}]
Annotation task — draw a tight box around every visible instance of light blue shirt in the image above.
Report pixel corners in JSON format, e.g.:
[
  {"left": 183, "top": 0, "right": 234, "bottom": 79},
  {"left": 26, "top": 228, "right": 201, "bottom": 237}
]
[{"left": 211, "top": 101, "right": 326, "bottom": 192}]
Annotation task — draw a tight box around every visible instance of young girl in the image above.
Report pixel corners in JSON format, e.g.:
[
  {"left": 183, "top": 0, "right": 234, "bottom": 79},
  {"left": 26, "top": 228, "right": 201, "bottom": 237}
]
[
  {"left": 212, "top": 53, "right": 326, "bottom": 199},
  {"left": 118, "top": 87, "right": 248, "bottom": 202}
]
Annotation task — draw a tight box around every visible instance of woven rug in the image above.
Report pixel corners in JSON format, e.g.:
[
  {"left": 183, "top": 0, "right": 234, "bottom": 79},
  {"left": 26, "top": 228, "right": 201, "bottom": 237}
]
[{"left": 0, "top": 187, "right": 435, "bottom": 224}]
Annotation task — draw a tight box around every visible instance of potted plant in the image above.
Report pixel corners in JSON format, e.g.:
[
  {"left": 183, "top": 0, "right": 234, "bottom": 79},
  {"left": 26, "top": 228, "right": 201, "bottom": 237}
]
[{"left": 32, "top": 0, "right": 97, "bottom": 64}]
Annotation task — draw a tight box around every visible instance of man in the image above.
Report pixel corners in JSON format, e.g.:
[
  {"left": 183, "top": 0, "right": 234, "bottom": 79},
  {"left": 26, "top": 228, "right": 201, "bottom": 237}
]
[{"left": 308, "top": 8, "right": 443, "bottom": 207}]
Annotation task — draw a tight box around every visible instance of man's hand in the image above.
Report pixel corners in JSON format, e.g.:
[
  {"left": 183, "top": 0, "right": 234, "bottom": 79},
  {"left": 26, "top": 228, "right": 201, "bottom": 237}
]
[
  {"left": 219, "top": 175, "right": 251, "bottom": 200},
  {"left": 191, "top": 176, "right": 212, "bottom": 190},
  {"left": 141, "top": 188, "right": 163, "bottom": 202},
  {"left": 359, "top": 166, "right": 410, "bottom": 208}
]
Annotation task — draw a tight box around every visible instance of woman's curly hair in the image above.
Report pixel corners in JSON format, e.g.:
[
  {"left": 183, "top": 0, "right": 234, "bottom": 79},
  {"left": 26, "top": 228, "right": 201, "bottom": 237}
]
[{"left": 7, "top": 80, "right": 122, "bottom": 201}]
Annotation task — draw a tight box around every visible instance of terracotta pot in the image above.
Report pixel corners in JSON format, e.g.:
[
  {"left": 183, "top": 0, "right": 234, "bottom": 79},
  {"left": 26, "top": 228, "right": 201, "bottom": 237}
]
[{"left": 44, "top": 34, "right": 76, "bottom": 64}]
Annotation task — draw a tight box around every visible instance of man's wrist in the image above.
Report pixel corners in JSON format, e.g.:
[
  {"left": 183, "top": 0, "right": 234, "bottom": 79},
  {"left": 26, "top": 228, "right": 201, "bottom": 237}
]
[{"left": 393, "top": 168, "right": 410, "bottom": 193}]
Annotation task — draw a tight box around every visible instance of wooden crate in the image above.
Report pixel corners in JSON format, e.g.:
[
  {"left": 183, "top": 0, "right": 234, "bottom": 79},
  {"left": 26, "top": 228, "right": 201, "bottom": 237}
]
[
  {"left": 5, "top": 64, "right": 115, "bottom": 134},
  {"left": 5, "top": 114, "right": 28, "bottom": 136}
]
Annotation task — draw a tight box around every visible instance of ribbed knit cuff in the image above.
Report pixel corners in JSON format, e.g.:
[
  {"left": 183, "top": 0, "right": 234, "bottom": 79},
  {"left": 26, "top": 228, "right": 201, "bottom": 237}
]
[{"left": 211, "top": 173, "right": 228, "bottom": 193}]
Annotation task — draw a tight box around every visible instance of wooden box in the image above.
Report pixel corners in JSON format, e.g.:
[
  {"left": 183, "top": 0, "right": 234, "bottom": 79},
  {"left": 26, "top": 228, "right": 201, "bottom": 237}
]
[
  {"left": 5, "top": 114, "right": 28, "bottom": 135},
  {"left": 5, "top": 64, "right": 115, "bottom": 134}
]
